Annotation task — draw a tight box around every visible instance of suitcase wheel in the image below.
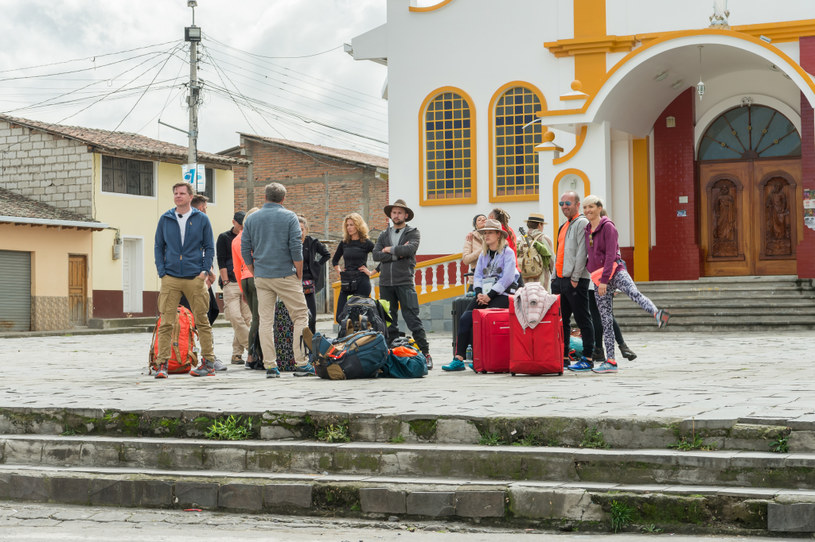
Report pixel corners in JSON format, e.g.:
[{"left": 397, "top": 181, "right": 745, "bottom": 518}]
[
  {"left": 511, "top": 372, "right": 515, "bottom": 376},
  {"left": 558, "top": 371, "right": 563, "bottom": 376}
]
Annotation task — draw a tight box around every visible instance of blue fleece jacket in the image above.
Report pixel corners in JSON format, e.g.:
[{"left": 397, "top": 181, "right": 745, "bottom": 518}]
[{"left": 154, "top": 207, "right": 214, "bottom": 278}]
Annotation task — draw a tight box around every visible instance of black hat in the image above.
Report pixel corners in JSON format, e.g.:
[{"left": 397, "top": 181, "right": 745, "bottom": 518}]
[{"left": 233, "top": 211, "right": 246, "bottom": 225}]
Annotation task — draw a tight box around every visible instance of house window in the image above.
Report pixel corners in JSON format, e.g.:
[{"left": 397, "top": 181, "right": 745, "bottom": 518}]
[
  {"left": 101, "top": 156, "right": 154, "bottom": 197},
  {"left": 421, "top": 89, "right": 475, "bottom": 204},
  {"left": 201, "top": 168, "right": 215, "bottom": 203},
  {"left": 491, "top": 85, "right": 542, "bottom": 201}
]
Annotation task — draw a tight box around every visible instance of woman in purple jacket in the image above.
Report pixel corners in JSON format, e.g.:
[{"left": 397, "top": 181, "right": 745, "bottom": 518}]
[
  {"left": 443, "top": 218, "right": 520, "bottom": 371},
  {"left": 583, "top": 195, "right": 670, "bottom": 373}
]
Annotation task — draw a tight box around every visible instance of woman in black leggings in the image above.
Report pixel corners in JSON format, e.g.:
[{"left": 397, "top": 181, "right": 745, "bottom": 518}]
[{"left": 332, "top": 213, "right": 375, "bottom": 320}]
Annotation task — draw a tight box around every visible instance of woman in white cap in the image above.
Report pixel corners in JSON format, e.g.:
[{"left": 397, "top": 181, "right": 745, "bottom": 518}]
[{"left": 443, "top": 218, "right": 520, "bottom": 371}]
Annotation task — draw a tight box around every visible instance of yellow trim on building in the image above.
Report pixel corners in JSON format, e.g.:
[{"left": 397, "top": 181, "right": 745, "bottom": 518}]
[
  {"left": 545, "top": 35, "right": 639, "bottom": 58},
  {"left": 418, "top": 87, "right": 477, "bottom": 206},
  {"left": 631, "top": 138, "right": 650, "bottom": 282},
  {"left": 409, "top": 0, "right": 455, "bottom": 13},
  {"left": 553, "top": 126, "right": 588, "bottom": 165},
  {"left": 488, "top": 81, "right": 546, "bottom": 203}
]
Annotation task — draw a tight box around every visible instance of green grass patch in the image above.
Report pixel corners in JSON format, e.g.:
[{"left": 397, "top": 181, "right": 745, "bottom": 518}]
[
  {"left": 316, "top": 423, "right": 350, "bottom": 443},
  {"left": 580, "top": 426, "right": 610, "bottom": 449},
  {"left": 610, "top": 499, "right": 634, "bottom": 533},
  {"left": 204, "top": 415, "right": 253, "bottom": 440}
]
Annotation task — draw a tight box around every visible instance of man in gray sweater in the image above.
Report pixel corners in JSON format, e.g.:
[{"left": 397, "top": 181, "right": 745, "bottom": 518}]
[
  {"left": 373, "top": 199, "right": 432, "bottom": 369},
  {"left": 241, "top": 182, "right": 312, "bottom": 378},
  {"left": 551, "top": 191, "right": 595, "bottom": 371}
]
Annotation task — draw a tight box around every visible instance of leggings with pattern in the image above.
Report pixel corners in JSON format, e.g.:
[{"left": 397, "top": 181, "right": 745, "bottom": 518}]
[{"left": 595, "top": 268, "right": 658, "bottom": 362}]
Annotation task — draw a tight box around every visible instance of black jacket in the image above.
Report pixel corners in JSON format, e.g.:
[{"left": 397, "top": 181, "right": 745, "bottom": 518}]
[
  {"left": 303, "top": 236, "right": 331, "bottom": 292},
  {"left": 372, "top": 225, "right": 420, "bottom": 286}
]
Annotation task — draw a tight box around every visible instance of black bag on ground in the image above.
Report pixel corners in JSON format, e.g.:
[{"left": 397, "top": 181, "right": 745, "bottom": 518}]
[
  {"left": 310, "top": 330, "right": 389, "bottom": 380},
  {"left": 337, "top": 296, "right": 389, "bottom": 341}
]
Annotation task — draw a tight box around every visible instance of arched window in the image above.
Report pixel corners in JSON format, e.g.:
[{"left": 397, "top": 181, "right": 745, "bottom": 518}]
[
  {"left": 419, "top": 88, "right": 476, "bottom": 205},
  {"left": 490, "top": 84, "right": 544, "bottom": 202},
  {"left": 699, "top": 105, "right": 800, "bottom": 161}
]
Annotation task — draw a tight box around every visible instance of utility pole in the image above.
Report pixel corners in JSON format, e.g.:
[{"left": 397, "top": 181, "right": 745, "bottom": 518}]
[{"left": 184, "top": 1, "right": 202, "bottom": 170}]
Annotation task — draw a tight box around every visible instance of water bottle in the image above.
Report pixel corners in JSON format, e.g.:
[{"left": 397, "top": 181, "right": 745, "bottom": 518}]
[{"left": 465, "top": 344, "right": 473, "bottom": 361}]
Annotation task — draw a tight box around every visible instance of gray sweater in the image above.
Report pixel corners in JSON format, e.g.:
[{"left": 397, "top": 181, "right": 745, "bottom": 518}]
[
  {"left": 556, "top": 215, "right": 590, "bottom": 282},
  {"left": 372, "top": 225, "right": 420, "bottom": 286},
  {"left": 240, "top": 202, "right": 302, "bottom": 279}
]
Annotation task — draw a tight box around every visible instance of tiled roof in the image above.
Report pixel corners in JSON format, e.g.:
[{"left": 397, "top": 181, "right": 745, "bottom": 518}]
[
  {"left": 0, "top": 114, "right": 249, "bottom": 168},
  {"left": 0, "top": 186, "right": 104, "bottom": 229},
  {"left": 236, "top": 134, "right": 388, "bottom": 169}
]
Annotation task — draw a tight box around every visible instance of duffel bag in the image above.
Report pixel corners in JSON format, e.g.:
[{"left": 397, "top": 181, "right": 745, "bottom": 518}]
[
  {"left": 311, "top": 330, "right": 389, "bottom": 380},
  {"left": 382, "top": 345, "right": 427, "bottom": 379}
]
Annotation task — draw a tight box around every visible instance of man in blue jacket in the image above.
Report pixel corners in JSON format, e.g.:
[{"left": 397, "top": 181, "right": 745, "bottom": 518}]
[{"left": 153, "top": 182, "right": 217, "bottom": 378}]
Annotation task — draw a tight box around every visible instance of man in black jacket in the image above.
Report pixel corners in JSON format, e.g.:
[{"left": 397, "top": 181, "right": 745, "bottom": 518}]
[
  {"left": 373, "top": 199, "right": 432, "bottom": 369},
  {"left": 217, "top": 211, "right": 252, "bottom": 364}
]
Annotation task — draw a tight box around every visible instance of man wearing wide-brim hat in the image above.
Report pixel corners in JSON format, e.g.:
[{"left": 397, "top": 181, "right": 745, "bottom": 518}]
[
  {"left": 521, "top": 212, "right": 555, "bottom": 292},
  {"left": 373, "top": 199, "right": 432, "bottom": 369}
]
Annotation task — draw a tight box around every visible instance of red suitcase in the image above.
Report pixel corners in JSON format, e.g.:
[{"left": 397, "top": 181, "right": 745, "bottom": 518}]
[
  {"left": 509, "top": 296, "right": 564, "bottom": 376},
  {"left": 472, "top": 308, "right": 511, "bottom": 373}
]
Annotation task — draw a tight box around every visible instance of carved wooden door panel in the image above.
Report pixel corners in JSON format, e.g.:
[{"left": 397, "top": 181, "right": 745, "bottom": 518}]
[
  {"left": 753, "top": 160, "right": 799, "bottom": 276},
  {"left": 700, "top": 160, "right": 799, "bottom": 276},
  {"left": 700, "top": 162, "right": 751, "bottom": 276}
]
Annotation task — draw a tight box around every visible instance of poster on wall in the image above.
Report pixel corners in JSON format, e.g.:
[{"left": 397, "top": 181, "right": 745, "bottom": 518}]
[{"left": 804, "top": 189, "right": 815, "bottom": 231}]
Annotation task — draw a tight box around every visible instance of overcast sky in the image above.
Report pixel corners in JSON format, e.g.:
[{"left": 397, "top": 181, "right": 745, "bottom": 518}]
[{"left": 0, "top": 0, "right": 388, "bottom": 157}]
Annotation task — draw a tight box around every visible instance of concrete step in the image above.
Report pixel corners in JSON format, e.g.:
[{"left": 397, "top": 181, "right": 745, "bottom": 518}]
[
  {"left": 0, "top": 463, "right": 808, "bottom": 534},
  {"left": 1, "top": 434, "right": 811, "bottom": 490},
  {"left": 0, "top": 408, "right": 806, "bottom": 452}
]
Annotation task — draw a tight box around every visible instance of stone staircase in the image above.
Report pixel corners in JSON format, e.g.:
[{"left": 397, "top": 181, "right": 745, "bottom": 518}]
[
  {"left": 1, "top": 407, "right": 814, "bottom": 535},
  {"left": 614, "top": 275, "right": 815, "bottom": 332}
]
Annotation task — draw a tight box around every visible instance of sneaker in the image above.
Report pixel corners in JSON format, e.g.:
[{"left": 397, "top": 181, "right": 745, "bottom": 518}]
[
  {"left": 213, "top": 358, "right": 228, "bottom": 372},
  {"left": 154, "top": 363, "right": 168, "bottom": 379},
  {"left": 265, "top": 366, "right": 281, "bottom": 379},
  {"left": 656, "top": 309, "right": 671, "bottom": 329},
  {"left": 425, "top": 354, "right": 433, "bottom": 370},
  {"left": 567, "top": 357, "right": 594, "bottom": 372},
  {"left": 442, "top": 358, "right": 466, "bottom": 371},
  {"left": 293, "top": 363, "right": 316, "bottom": 377},
  {"left": 467, "top": 362, "right": 475, "bottom": 372},
  {"left": 592, "top": 360, "right": 618, "bottom": 374},
  {"left": 190, "top": 358, "right": 215, "bottom": 377},
  {"left": 231, "top": 355, "right": 244, "bottom": 365}
]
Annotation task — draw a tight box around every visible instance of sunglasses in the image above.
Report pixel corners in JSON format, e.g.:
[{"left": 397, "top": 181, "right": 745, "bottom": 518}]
[{"left": 559, "top": 201, "right": 573, "bottom": 207}]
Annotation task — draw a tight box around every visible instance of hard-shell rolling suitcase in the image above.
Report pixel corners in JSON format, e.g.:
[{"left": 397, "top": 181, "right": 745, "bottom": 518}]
[
  {"left": 472, "top": 308, "right": 510, "bottom": 373},
  {"left": 509, "top": 296, "right": 564, "bottom": 376},
  {"left": 451, "top": 295, "right": 475, "bottom": 349}
]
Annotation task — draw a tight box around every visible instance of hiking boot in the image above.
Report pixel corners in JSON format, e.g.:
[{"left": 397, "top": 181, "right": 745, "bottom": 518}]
[
  {"left": 213, "top": 358, "right": 228, "bottom": 372},
  {"left": 190, "top": 358, "right": 215, "bottom": 377},
  {"left": 231, "top": 355, "right": 244, "bottom": 365},
  {"left": 425, "top": 354, "right": 433, "bottom": 370},
  {"left": 656, "top": 309, "right": 671, "bottom": 329},
  {"left": 442, "top": 358, "right": 466, "bottom": 371},
  {"left": 619, "top": 343, "right": 637, "bottom": 361},
  {"left": 154, "top": 363, "right": 168, "bottom": 379},
  {"left": 293, "top": 363, "right": 316, "bottom": 377},
  {"left": 567, "top": 357, "right": 593, "bottom": 372},
  {"left": 265, "top": 366, "right": 281, "bottom": 379},
  {"left": 592, "top": 360, "right": 618, "bottom": 374},
  {"left": 592, "top": 347, "right": 606, "bottom": 363}
]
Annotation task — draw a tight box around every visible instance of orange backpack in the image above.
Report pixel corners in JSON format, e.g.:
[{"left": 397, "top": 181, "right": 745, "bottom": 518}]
[{"left": 148, "top": 306, "right": 199, "bottom": 374}]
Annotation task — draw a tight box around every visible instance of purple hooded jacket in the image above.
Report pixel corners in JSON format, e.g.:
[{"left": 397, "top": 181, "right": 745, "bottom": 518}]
[{"left": 585, "top": 216, "right": 622, "bottom": 285}]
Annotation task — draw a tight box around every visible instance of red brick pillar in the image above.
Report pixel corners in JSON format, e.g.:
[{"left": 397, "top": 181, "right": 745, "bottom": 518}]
[
  {"left": 648, "top": 88, "right": 701, "bottom": 280},
  {"left": 798, "top": 37, "right": 815, "bottom": 279}
]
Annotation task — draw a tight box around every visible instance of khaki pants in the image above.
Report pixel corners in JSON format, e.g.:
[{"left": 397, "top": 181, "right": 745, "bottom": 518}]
[
  {"left": 157, "top": 275, "right": 214, "bottom": 364},
  {"left": 255, "top": 275, "right": 309, "bottom": 367},
  {"left": 223, "top": 281, "right": 251, "bottom": 357}
]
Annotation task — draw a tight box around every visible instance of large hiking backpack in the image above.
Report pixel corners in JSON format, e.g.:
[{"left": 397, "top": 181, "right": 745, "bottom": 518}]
[
  {"left": 148, "top": 305, "right": 199, "bottom": 374},
  {"left": 517, "top": 227, "right": 544, "bottom": 281},
  {"left": 337, "top": 296, "right": 389, "bottom": 341},
  {"left": 310, "top": 330, "right": 389, "bottom": 380}
]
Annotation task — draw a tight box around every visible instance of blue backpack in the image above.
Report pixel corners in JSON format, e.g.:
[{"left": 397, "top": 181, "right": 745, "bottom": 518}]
[
  {"left": 382, "top": 345, "right": 428, "bottom": 378},
  {"left": 311, "top": 330, "right": 389, "bottom": 380}
]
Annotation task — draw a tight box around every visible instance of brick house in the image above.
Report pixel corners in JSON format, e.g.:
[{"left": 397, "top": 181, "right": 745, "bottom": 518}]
[{"left": 0, "top": 114, "right": 247, "bottom": 329}]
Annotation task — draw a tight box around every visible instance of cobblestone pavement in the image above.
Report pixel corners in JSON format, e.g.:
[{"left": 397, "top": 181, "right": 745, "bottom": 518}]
[
  {"left": 0, "top": 325, "right": 813, "bottom": 423},
  {"left": 0, "top": 501, "right": 794, "bottom": 541}
]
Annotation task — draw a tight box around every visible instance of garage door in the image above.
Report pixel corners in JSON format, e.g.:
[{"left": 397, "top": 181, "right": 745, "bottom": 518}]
[{"left": 0, "top": 250, "right": 31, "bottom": 331}]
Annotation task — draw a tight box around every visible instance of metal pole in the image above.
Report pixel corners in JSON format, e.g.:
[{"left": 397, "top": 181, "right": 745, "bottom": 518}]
[{"left": 188, "top": 37, "right": 199, "bottom": 166}]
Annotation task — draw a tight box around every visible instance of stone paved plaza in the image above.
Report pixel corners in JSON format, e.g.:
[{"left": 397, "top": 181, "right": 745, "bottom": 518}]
[{"left": 0, "top": 325, "right": 813, "bottom": 424}]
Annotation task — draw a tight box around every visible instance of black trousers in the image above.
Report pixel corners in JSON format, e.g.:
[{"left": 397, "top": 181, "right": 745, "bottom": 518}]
[
  {"left": 455, "top": 295, "right": 509, "bottom": 358},
  {"left": 379, "top": 284, "right": 429, "bottom": 354},
  {"left": 551, "top": 276, "right": 594, "bottom": 359}
]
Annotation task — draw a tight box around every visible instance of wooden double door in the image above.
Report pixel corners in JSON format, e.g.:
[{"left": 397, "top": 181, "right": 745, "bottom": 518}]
[{"left": 699, "top": 159, "right": 800, "bottom": 276}]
